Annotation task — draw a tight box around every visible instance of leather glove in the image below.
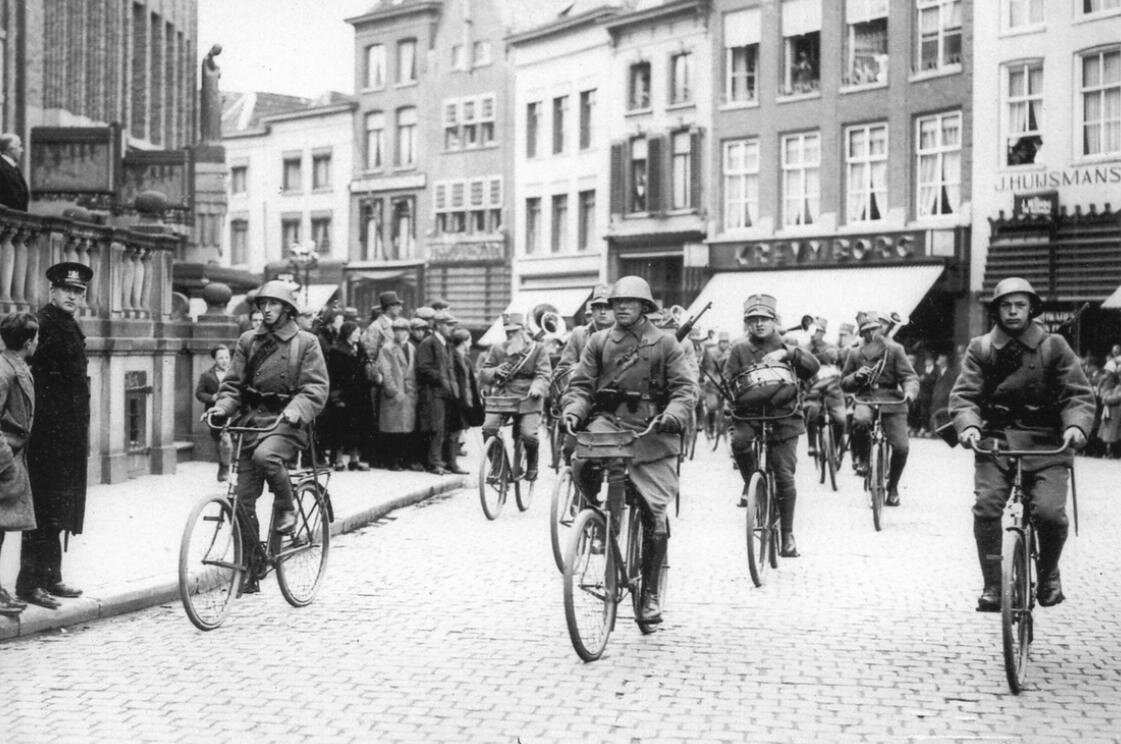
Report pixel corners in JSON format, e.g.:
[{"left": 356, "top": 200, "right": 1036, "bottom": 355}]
[
  {"left": 959, "top": 426, "right": 981, "bottom": 450},
  {"left": 1062, "top": 427, "right": 1087, "bottom": 450},
  {"left": 655, "top": 415, "right": 682, "bottom": 434},
  {"left": 563, "top": 413, "right": 581, "bottom": 433}
]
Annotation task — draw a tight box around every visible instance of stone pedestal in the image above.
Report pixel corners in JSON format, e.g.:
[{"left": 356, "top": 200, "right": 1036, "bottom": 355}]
[{"left": 188, "top": 146, "right": 228, "bottom": 265}]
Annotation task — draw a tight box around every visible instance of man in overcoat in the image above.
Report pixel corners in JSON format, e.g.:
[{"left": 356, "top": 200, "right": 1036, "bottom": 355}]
[
  {"left": 377, "top": 317, "right": 418, "bottom": 470},
  {"left": 562, "top": 276, "right": 696, "bottom": 625},
  {"left": 206, "top": 281, "right": 328, "bottom": 592},
  {"left": 700, "top": 331, "right": 731, "bottom": 438},
  {"left": 0, "top": 133, "right": 29, "bottom": 211},
  {"left": 415, "top": 311, "right": 461, "bottom": 475},
  {"left": 723, "top": 294, "right": 819, "bottom": 558},
  {"left": 0, "top": 312, "right": 39, "bottom": 615},
  {"left": 17, "top": 262, "right": 93, "bottom": 609},
  {"left": 840, "top": 311, "right": 919, "bottom": 506},
  {"left": 950, "top": 277, "right": 1094, "bottom": 611},
  {"left": 479, "top": 312, "right": 551, "bottom": 481}
]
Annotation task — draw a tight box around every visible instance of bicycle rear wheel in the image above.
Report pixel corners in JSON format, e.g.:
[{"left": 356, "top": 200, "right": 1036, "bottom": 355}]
[
  {"left": 514, "top": 436, "right": 534, "bottom": 512},
  {"left": 563, "top": 509, "right": 616, "bottom": 661},
  {"left": 549, "top": 466, "right": 579, "bottom": 573},
  {"left": 478, "top": 436, "right": 507, "bottom": 520},
  {"left": 823, "top": 424, "right": 838, "bottom": 492},
  {"left": 745, "top": 471, "right": 771, "bottom": 587},
  {"left": 179, "top": 495, "right": 242, "bottom": 631},
  {"left": 869, "top": 439, "right": 886, "bottom": 531},
  {"left": 1001, "top": 527, "right": 1033, "bottom": 694},
  {"left": 276, "top": 480, "right": 331, "bottom": 607}
]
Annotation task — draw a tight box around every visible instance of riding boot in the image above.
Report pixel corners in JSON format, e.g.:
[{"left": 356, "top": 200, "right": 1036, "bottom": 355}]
[
  {"left": 640, "top": 534, "right": 668, "bottom": 624},
  {"left": 886, "top": 449, "right": 908, "bottom": 506},
  {"left": 524, "top": 440, "right": 539, "bottom": 481},
  {"left": 1036, "top": 521, "right": 1068, "bottom": 607},
  {"left": 733, "top": 450, "right": 755, "bottom": 505},
  {"left": 974, "top": 518, "right": 1003, "bottom": 612},
  {"left": 806, "top": 420, "right": 819, "bottom": 456},
  {"left": 851, "top": 428, "right": 870, "bottom": 474}
]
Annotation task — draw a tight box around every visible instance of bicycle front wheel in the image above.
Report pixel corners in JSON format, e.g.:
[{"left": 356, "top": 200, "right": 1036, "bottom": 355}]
[
  {"left": 179, "top": 495, "right": 243, "bottom": 631},
  {"left": 869, "top": 439, "right": 886, "bottom": 531},
  {"left": 563, "top": 509, "right": 617, "bottom": 662},
  {"left": 1001, "top": 527, "right": 1033, "bottom": 694},
  {"left": 276, "top": 480, "right": 331, "bottom": 607},
  {"left": 478, "top": 436, "right": 507, "bottom": 520},
  {"left": 745, "top": 471, "right": 771, "bottom": 587},
  {"left": 550, "top": 466, "right": 578, "bottom": 573},
  {"left": 514, "top": 436, "right": 534, "bottom": 512}
]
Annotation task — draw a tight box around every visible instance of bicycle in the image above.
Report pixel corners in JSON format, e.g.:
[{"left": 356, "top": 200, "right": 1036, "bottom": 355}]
[
  {"left": 806, "top": 404, "right": 839, "bottom": 492},
  {"left": 549, "top": 464, "right": 581, "bottom": 573},
  {"left": 971, "top": 441, "right": 1072, "bottom": 695},
  {"left": 563, "top": 417, "right": 667, "bottom": 661},
  {"left": 546, "top": 366, "right": 573, "bottom": 473},
  {"left": 733, "top": 410, "right": 786, "bottom": 588},
  {"left": 478, "top": 395, "right": 534, "bottom": 520},
  {"left": 852, "top": 392, "right": 903, "bottom": 532},
  {"left": 179, "top": 413, "right": 333, "bottom": 631}
]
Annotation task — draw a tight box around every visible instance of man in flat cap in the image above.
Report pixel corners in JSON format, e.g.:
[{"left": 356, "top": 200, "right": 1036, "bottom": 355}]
[{"left": 17, "top": 262, "right": 94, "bottom": 609}]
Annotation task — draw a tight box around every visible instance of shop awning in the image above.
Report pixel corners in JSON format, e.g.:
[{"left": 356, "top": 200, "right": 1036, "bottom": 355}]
[
  {"left": 300, "top": 284, "right": 340, "bottom": 314},
  {"left": 686, "top": 264, "right": 946, "bottom": 341},
  {"left": 479, "top": 287, "right": 592, "bottom": 346},
  {"left": 1103, "top": 284, "right": 1121, "bottom": 309}
]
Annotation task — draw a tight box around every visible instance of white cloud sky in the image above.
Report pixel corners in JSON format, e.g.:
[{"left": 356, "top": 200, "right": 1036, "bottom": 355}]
[{"left": 198, "top": 0, "right": 375, "bottom": 98}]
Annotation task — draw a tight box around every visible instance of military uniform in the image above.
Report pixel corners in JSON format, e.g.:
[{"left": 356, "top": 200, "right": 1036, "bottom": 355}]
[
  {"left": 801, "top": 325, "right": 846, "bottom": 454},
  {"left": 700, "top": 338, "right": 730, "bottom": 436}
]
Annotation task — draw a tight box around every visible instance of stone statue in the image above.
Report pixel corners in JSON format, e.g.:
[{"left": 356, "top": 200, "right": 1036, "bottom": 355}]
[{"left": 200, "top": 44, "right": 223, "bottom": 145}]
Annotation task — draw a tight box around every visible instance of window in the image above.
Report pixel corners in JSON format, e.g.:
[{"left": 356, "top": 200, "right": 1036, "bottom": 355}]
[
  {"left": 311, "top": 216, "right": 332, "bottom": 255},
  {"left": 282, "top": 156, "right": 301, "bottom": 192},
  {"left": 472, "top": 40, "right": 492, "bottom": 67},
  {"left": 1080, "top": 48, "right": 1121, "bottom": 156},
  {"left": 579, "top": 89, "right": 595, "bottom": 150},
  {"left": 390, "top": 197, "right": 414, "bottom": 259},
  {"left": 366, "top": 44, "right": 386, "bottom": 89},
  {"left": 724, "top": 9, "right": 760, "bottom": 104},
  {"left": 781, "top": 0, "right": 821, "bottom": 95},
  {"left": 525, "top": 197, "right": 542, "bottom": 255},
  {"left": 671, "top": 131, "right": 692, "bottom": 210},
  {"left": 396, "top": 106, "right": 417, "bottom": 166},
  {"left": 1004, "top": 61, "right": 1043, "bottom": 165},
  {"left": 629, "top": 62, "right": 651, "bottom": 110},
  {"left": 365, "top": 112, "right": 386, "bottom": 170},
  {"left": 845, "top": 123, "right": 888, "bottom": 223},
  {"left": 230, "top": 219, "right": 248, "bottom": 264},
  {"left": 435, "top": 178, "right": 501, "bottom": 235},
  {"left": 312, "top": 152, "right": 331, "bottom": 190},
  {"left": 397, "top": 39, "right": 416, "bottom": 84},
  {"left": 1005, "top": 0, "right": 1043, "bottom": 28},
  {"left": 480, "top": 95, "right": 496, "bottom": 145},
  {"left": 916, "top": 0, "right": 962, "bottom": 72},
  {"left": 578, "top": 190, "right": 596, "bottom": 251},
  {"left": 462, "top": 99, "right": 478, "bottom": 148},
  {"left": 670, "top": 52, "right": 693, "bottom": 104},
  {"left": 443, "top": 100, "right": 460, "bottom": 150},
  {"left": 451, "top": 44, "right": 466, "bottom": 71},
  {"left": 844, "top": 0, "right": 888, "bottom": 86},
  {"left": 723, "top": 138, "right": 760, "bottom": 230},
  {"left": 630, "top": 136, "right": 647, "bottom": 213},
  {"left": 781, "top": 132, "right": 820, "bottom": 226},
  {"left": 553, "top": 95, "right": 568, "bottom": 154},
  {"left": 527, "top": 101, "right": 541, "bottom": 158},
  {"left": 230, "top": 166, "right": 247, "bottom": 195},
  {"left": 1082, "top": 0, "right": 1121, "bottom": 14},
  {"left": 916, "top": 111, "right": 962, "bottom": 216},
  {"left": 281, "top": 217, "right": 301, "bottom": 255},
  {"left": 550, "top": 195, "right": 569, "bottom": 253},
  {"left": 125, "top": 371, "right": 148, "bottom": 452},
  {"left": 361, "top": 198, "right": 384, "bottom": 260}
]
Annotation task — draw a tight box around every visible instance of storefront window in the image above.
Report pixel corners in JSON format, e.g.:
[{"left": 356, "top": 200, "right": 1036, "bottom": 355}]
[
  {"left": 1080, "top": 47, "right": 1121, "bottom": 156},
  {"left": 723, "top": 138, "right": 759, "bottom": 230},
  {"left": 781, "top": 132, "right": 820, "bottom": 227},
  {"left": 1004, "top": 61, "right": 1043, "bottom": 165},
  {"left": 846, "top": 123, "right": 887, "bottom": 223},
  {"left": 916, "top": 111, "right": 962, "bottom": 216}
]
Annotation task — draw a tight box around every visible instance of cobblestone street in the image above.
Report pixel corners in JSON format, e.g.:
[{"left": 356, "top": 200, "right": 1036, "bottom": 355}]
[{"left": 2, "top": 438, "right": 1120, "bottom": 743}]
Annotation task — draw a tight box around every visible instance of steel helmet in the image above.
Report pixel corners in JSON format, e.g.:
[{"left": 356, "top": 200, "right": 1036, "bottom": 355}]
[
  {"left": 608, "top": 276, "right": 657, "bottom": 313},
  {"left": 991, "top": 277, "right": 1041, "bottom": 317},
  {"left": 255, "top": 280, "right": 300, "bottom": 314}
]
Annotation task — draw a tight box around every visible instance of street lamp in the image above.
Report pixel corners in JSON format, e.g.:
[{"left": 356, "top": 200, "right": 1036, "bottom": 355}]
[{"left": 286, "top": 240, "right": 319, "bottom": 308}]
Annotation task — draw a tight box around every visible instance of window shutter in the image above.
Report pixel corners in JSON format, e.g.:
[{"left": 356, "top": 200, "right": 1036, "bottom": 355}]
[
  {"left": 647, "top": 135, "right": 664, "bottom": 214},
  {"left": 610, "top": 141, "right": 626, "bottom": 216},
  {"left": 690, "top": 129, "right": 703, "bottom": 210}
]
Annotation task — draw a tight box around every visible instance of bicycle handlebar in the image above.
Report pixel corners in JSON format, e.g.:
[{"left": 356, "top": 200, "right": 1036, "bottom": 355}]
[
  {"left": 851, "top": 392, "right": 906, "bottom": 406},
  {"left": 970, "top": 442, "right": 1070, "bottom": 457},
  {"left": 204, "top": 410, "right": 289, "bottom": 434},
  {"left": 564, "top": 416, "right": 661, "bottom": 438}
]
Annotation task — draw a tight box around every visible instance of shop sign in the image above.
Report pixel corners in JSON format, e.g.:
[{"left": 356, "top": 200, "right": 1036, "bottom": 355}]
[
  {"left": 1013, "top": 191, "right": 1058, "bottom": 218},
  {"left": 715, "top": 230, "right": 928, "bottom": 270},
  {"left": 428, "top": 241, "right": 505, "bottom": 263},
  {"left": 995, "top": 164, "right": 1121, "bottom": 193}
]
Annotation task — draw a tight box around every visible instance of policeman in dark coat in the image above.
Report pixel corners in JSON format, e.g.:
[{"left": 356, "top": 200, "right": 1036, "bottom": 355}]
[
  {"left": 17, "top": 262, "right": 93, "bottom": 609},
  {"left": 950, "top": 278, "right": 1094, "bottom": 611}
]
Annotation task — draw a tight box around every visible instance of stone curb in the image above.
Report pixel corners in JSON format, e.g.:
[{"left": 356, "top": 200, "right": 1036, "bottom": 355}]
[{"left": 0, "top": 475, "right": 469, "bottom": 642}]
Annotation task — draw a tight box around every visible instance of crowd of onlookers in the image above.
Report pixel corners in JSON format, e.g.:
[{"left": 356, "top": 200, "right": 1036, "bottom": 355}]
[{"left": 1080, "top": 344, "right": 1121, "bottom": 458}]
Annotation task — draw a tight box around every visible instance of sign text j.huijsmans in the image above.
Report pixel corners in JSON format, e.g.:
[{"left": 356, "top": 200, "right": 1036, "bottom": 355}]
[{"left": 995, "top": 164, "right": 1121, "bottom": 192}]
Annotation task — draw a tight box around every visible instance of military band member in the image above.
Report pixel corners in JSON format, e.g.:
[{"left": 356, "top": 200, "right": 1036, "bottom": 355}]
[
  {"left": 562, "top": 276, "right": 696, "bottom": 625},
  {"left": 802, "top": 318, "right": 846, "bottom": 457},
  {"left": 840, "top": 311, "right": 919, "bottom": 507},
  {"left": 700, "top": 331, "right": 731, "bottom": 438},
  {"left": 479, "top": 313, "right": 551, "bottom": 481},
  {"left": 724, "top": 294, "right": 819, "bottom": 558},
  {"left": 555, "top": 284, "right": 614, "bottom": 380}
]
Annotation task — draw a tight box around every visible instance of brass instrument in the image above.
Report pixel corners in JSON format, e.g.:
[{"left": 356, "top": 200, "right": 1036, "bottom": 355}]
[
  {"left": 529, "top": 303, "right": 567, "bottom": 343},
  {"left": 885, "top": 311, "right": 908, "bottom": 339}
]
